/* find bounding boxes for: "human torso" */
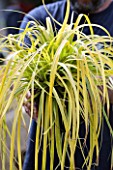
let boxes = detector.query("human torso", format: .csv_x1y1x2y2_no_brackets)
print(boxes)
20,0,113,36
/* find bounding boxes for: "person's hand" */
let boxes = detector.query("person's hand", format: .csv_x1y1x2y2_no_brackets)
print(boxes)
23,91,38,121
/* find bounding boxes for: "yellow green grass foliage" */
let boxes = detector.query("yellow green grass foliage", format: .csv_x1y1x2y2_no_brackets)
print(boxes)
0,0,113,169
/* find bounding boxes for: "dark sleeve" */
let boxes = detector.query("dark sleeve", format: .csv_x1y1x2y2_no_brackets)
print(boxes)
23,119,37,170
5,11,24,35
19,5,50,46
19,0,66,32
19,1,66,48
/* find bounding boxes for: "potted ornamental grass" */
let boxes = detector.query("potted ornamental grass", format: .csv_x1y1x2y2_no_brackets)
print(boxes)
0,0,113,169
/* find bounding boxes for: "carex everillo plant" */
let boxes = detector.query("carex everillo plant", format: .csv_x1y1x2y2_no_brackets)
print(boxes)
0,0,113,169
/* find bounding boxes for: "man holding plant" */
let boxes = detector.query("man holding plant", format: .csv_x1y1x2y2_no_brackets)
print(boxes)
22,0,113,169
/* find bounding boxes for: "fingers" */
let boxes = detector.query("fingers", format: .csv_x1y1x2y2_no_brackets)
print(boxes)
32,102,38,120
26,91,31,99
23,101,31,114
23,91,38,120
